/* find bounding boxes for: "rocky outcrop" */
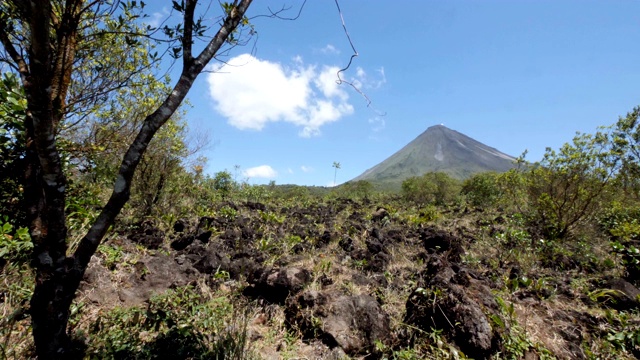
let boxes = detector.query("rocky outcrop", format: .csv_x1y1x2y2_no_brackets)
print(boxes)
286,290,391,356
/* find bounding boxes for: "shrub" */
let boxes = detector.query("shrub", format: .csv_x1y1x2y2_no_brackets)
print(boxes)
461,172,501,208
516,132,616,239
402,172,460,206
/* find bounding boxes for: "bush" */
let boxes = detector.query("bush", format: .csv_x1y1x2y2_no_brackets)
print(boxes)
461,172,501,208
401,172,460,206
600,204,640,282
516,132,616,239
86,286,250,359
338,180,374,200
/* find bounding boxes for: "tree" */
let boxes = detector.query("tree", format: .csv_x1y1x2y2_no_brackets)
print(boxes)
0,0,254,356
332,161,341,186
521,132,618,239
610,106,640,202
402,172,461,206
461,172,501,208
212,170,235,200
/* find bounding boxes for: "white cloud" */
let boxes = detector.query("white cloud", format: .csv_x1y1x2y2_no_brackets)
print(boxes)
301,165,314,173
146,7,170,29
287,168,294,174
369,116,386,132
243,165,277,179
206,54,354,137
314,66,347,99
320,44,340,55
354,66,387,90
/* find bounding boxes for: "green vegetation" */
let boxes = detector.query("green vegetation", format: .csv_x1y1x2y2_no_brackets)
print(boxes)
402,171,461,206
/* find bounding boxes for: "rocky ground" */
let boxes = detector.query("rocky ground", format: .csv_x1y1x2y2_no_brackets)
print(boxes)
3,197,640,359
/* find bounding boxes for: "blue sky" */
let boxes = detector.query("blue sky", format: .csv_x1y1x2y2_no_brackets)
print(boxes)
147,1,640,186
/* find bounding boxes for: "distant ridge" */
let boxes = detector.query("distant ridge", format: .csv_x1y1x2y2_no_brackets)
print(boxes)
351,124,516,188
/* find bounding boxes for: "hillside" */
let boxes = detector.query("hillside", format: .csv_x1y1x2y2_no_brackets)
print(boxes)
352,125,517,188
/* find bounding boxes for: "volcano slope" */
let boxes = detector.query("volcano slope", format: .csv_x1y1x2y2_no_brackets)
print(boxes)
353,124,517,190
2,195,639,359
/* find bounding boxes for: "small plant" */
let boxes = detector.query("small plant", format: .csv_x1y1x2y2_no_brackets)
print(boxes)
407,205,441,226
98,244,124,271
257,236,276,253
284,235,303,251
0,216,32,262
212,267,231,281
219,205,238,220
352,258,368,270
258,210,284,224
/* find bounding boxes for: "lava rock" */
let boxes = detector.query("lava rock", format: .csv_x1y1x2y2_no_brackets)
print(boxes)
286,291,391,356
245,267,311,304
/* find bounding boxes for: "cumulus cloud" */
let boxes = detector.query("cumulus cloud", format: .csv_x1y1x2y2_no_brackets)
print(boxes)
243,165,277,179
206,54,354,137
301,165,314,173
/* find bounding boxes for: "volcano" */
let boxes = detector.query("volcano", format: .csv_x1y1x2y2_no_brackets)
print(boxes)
352,124,516,187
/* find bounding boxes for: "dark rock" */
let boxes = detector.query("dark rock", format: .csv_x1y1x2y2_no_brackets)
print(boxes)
291,243,306,254
195,230,212,243
365,238,385,255
348,211,362,221
244,201,267,211
286,291,391,356
419,226,465,262
173,219,187,233
406,257,503,358
129,222,165,250
319,273,333,287
603,277,640,311
221,228,242,247
170,235,195,251
316,230,332,248
339,236,354,252
245,267,311,304
384,228,405,243
371,208,389,222
367,253,390,273
82,231,213,309
193,248,230,275
405,285,493,357
351,273,373,286
228,256,260,279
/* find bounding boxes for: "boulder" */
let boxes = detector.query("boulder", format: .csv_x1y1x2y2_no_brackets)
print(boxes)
129,221,165,249
286,290,391,356
244,267,311,304
603,277,640,311
371,208,389,222
404,255,502,358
